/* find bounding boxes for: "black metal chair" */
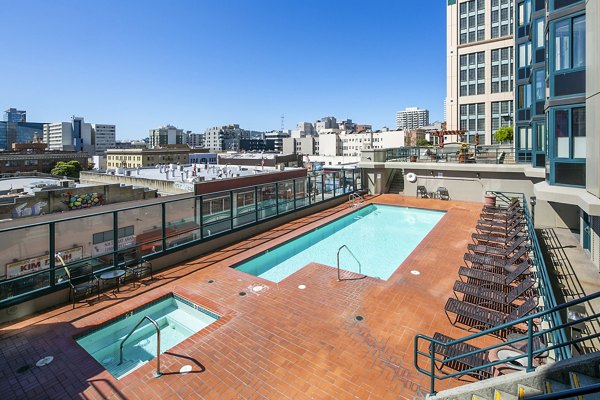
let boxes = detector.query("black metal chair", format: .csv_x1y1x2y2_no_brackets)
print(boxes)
122,250,153,287
63,265,100,309
437,187,450,200
416,185,429,198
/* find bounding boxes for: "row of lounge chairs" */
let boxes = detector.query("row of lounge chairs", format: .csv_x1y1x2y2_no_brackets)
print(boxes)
432,198,544,379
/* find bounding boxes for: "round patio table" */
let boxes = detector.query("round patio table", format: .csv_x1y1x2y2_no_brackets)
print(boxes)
99,269,126,294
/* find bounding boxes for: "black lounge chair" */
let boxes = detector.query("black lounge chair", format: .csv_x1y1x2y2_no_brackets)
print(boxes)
472,226,527,246
417,185,429,198
458,260,530,290
453,277,536,313
482,198,520,214
464,246,530,270
437,187,450,200
475,218,524,235
445,296,538,333
477,214,523,228
480,207,523,221
431,332,493,380
467,234,529,257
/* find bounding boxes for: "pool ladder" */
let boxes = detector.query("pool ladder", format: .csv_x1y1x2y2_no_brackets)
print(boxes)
119,315,162,377
349,193,363,208
337,245,362,281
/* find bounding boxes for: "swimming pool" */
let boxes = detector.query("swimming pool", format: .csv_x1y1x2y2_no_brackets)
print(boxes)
235,204,444,281
75,294,219,379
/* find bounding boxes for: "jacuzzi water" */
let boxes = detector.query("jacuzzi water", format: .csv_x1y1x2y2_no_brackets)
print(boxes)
235,204,444,282
75,294,219,379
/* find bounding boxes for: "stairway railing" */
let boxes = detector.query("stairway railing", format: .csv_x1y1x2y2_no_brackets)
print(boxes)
412,191,592,396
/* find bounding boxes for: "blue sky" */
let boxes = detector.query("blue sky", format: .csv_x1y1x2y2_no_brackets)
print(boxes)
2,1,446,139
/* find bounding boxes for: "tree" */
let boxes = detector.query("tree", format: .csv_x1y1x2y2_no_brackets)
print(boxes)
494,126,513,144
416,139,432,146
51,160,83,178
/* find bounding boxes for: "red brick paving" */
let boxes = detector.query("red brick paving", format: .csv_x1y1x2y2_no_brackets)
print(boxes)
0,195,496,399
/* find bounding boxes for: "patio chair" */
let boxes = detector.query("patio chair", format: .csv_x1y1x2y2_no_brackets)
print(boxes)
430,332,493,380
475,218,524,235
467,235,529,258
464,246,530,270
477,213,524,228
416,185,429,198
63,265,100,309
453,277,536,314
122,250,153,286
445,296,538,333
480,207,523,221
458,260,530,290
437,187,450,200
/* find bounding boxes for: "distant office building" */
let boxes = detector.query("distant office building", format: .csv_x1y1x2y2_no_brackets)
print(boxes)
148,125,186,147
204,124,245,152
315,117,337,133
283,136,319,156
106,145,192,169
0,145,89,174
4,108,26,123
264,130,290,153
92,124,116,155
43,116,96,154
186,132,204,148
291,122,315,138
395,107,429,130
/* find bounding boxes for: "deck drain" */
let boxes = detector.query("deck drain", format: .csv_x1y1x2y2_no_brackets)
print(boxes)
239,291,247,296
208,280,215,284
355,315,364,322
298,284,306,290
180,365,192,374
252,285,264,292
16,365,30,373
35,356,54,367
410,270,421,276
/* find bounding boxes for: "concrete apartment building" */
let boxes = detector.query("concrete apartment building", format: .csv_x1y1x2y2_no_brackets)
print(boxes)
446,0,515,145
91,124,116,155
106,145,192,169
204,125,244,152
148,125,186,147
395,107,430,130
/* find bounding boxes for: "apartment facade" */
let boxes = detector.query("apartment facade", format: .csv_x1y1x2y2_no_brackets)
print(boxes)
446,0,515,145
395,107,430,130
92,124,116,155
43,117,96,154
148,125,186,148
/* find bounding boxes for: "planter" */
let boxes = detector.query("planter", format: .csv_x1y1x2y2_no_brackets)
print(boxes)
484,194,497,207
410,155,417,162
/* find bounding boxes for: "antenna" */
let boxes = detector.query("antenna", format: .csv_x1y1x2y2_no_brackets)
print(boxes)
281,114,285,133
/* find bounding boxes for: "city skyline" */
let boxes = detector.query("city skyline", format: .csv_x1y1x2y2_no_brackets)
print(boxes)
1,0,446,139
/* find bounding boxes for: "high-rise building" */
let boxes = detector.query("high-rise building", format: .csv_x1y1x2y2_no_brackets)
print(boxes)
204,125,245,152
92,124,116,155
446,0,515,144
395,107,430,130
148,125,186,147
4,108,26,123
43,117,97,154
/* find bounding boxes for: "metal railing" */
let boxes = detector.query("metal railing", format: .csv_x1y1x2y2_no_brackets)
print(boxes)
337,244,362,281
412,191,584,396
385,145,518,164
0,170,360,307
119,315,162,377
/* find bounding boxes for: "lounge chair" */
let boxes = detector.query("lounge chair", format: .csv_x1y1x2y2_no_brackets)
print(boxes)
467,235,529,258
453,277,536,313
431,332,493,380
476,214,523,228
472,226,527,246
475,218,524,235
458,260,530,290
444,296,538,333
480,207,523,221
464,246,530,270
482,198,520,214
437,187,450,200
416,185,429,198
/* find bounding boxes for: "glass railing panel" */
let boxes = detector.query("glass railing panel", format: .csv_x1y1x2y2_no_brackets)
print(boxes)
233,188,256,228
278,180,295,213
257,183,277,220
117,204,163,257
165,197,199,249
201,191,232,237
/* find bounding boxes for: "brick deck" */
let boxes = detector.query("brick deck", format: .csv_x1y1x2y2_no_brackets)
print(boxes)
0,195,492,399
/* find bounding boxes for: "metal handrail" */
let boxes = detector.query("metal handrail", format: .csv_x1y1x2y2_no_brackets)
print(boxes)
412,190,585,395
119,315,162,377
337,244,362,281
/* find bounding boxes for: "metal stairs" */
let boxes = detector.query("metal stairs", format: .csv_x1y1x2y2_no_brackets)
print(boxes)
388,169,405,193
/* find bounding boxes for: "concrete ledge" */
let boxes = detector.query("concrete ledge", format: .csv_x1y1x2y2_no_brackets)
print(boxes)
534,181,600,216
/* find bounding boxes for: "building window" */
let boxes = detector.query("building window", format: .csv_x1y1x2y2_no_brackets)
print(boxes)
460,51,485,96
460,102,485,142
534,69,545,101
518,0,531,27
491,101,513,141
517,84,532,110
460,0,485,44
553,107,586,159
491,0,512,38
535,18,544,48
554,15,585,71
518,42,532,68
491,47,513,93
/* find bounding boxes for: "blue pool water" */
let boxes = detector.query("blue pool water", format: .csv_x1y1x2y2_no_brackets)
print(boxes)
235,204,444,282
76,294,219,379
